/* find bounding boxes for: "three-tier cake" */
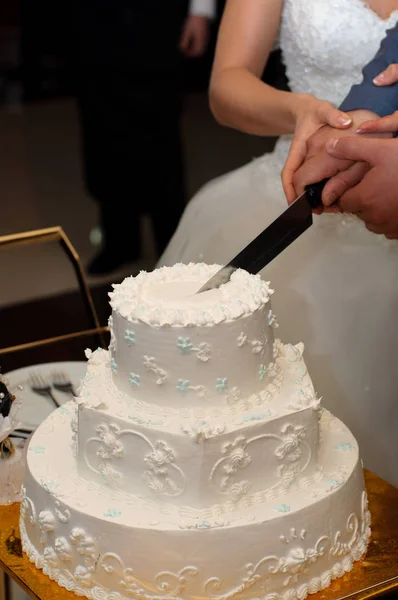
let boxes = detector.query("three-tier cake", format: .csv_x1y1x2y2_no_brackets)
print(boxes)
20,263,370,600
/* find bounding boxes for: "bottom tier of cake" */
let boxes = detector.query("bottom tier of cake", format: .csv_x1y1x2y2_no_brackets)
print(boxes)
21,404,370,600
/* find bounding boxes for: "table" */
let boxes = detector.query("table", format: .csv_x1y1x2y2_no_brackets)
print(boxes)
0,470,397,600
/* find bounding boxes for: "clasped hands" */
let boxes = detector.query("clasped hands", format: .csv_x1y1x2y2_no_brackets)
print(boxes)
283,64,398,239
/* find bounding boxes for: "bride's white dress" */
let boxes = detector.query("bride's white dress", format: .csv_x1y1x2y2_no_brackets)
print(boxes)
158,0,398,486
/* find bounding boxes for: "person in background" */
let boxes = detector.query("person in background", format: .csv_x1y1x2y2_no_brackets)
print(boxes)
71,0,215,276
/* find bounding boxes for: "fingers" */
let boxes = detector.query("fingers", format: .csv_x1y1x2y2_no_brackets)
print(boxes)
179,25,191,54
291,150,353,199
282,136,308,204
373,63,398,86
335,184,365,214
318,104,352,129
180,17,209,57
365,222,398,238
326,136,390,164
189,29,205,57
356,111,398,134
322,161,369,206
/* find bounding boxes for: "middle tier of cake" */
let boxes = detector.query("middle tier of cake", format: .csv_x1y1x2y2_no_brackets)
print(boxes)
76,341,320,512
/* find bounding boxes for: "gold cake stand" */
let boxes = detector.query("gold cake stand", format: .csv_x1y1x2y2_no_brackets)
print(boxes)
0,470,397,600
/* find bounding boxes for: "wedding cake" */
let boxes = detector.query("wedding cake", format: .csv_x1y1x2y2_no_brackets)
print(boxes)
20,263,370,600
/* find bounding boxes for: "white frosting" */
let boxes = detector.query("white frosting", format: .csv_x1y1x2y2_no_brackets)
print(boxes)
108,263,273,327
108,264,277,407
21,406,370,600
20,263,370,600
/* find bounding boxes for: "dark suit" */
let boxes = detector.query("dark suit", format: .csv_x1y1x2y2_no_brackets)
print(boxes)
71,0,190,257
340,22,398,116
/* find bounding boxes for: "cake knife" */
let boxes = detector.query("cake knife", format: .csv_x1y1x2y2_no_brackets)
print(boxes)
197,180,328,293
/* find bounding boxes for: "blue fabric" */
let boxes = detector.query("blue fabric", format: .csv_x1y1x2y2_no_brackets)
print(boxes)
340,23,398,117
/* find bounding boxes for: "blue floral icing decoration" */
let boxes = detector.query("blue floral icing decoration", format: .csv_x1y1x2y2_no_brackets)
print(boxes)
273,504,291,513
259,364,267,381
30,446,46,454
326,479,340,488
43,481,58,491
128,415,164,426
176,379,190,394
124,329,136,346
335,442,355,452
216,378,228,393
129,373,140,387
177,337,193,354
104,508,122,518
197,520,211,529
242,412,269,423
111,358,118,374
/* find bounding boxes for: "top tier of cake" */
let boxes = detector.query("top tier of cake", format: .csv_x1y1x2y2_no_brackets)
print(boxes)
108,263,278,409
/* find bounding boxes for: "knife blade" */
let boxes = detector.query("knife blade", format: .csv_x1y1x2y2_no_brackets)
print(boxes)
197,180,328,293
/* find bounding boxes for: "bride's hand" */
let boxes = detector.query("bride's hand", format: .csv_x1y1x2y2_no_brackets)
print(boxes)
282,94,352,204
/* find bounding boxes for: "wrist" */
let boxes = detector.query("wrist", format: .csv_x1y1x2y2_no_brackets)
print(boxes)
289,93,312,127
346,109,380,130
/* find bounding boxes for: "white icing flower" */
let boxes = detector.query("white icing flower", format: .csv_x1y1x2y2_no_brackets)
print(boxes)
282,547,320,574
74,565,93,587
226,387,241,405
144,441,175,475
99,464,123,485
96,424,122,449
38,510,56,533
54,537,72,561
196,342,211,362
230,480,251,503
43,546,59,568
222,437,251,476
251,340,264,354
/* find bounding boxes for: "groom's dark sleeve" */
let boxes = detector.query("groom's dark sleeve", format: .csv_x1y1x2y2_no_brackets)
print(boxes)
339,23,398,116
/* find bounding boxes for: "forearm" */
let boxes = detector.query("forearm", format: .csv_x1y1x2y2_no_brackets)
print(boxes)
209,67,298,136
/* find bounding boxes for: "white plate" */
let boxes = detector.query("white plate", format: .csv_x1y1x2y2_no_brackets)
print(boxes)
4,361,86,430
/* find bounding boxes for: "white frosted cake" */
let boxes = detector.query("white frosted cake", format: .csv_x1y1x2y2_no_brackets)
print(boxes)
20,263,370,600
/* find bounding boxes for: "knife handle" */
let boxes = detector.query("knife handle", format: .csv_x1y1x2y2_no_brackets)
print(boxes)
305,178,330,209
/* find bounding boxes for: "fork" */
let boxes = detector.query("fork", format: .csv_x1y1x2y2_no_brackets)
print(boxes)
51,371,77,398
29,373,60,408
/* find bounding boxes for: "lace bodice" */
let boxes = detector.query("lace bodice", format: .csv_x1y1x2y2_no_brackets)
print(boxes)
281,0,398,105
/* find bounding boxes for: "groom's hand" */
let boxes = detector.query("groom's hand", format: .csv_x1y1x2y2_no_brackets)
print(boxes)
325,136,398,238
288,109,381,211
